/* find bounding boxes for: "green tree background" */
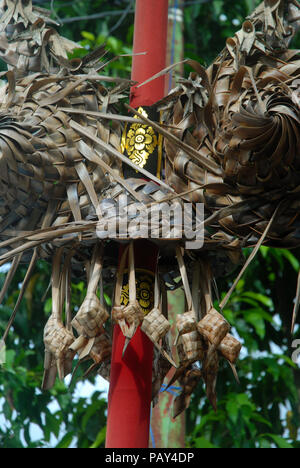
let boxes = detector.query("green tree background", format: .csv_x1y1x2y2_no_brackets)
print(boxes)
0,0,299,448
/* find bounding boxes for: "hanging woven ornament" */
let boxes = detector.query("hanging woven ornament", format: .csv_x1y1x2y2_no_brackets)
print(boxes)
198,260,242,383
145,274,177,404
165,249,207,416
141,268,175,367
197,308,230,353
78,332,112,380
97,359,111,383
196,260,242,375
70,243,109,360
195,264,221,409
175,246,205,365
111,245,129,339
0,0,298,424
42,248,75,390
112,242,144,354
218,333,242,365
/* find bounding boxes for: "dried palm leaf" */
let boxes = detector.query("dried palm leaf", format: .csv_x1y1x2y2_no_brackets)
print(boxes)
201,347,219,411
97,359,111,382
0,0,79,75
111,243,145,356
42,248,75,389
70,243,111,368
140,271,175,367
71,244,109,340
151,336,173,405
175,311,197,339
172,366,202,418
171,248,242,411
218,333,242,364
160,1,300,256
178,331,206,364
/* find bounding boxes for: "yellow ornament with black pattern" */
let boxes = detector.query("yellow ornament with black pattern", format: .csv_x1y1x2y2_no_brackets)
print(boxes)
121,106,163,179
120,269,155,316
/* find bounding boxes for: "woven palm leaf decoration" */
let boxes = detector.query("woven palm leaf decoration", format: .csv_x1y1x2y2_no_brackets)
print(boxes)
0,0,80,75
161,0,300,250
0,0,299,418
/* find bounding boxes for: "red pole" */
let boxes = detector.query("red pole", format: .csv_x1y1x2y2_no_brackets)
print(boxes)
105,0,168,448
130,0,169,108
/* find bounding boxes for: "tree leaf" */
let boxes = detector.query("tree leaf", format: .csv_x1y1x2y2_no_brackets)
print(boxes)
194,437,217,448
244,310,266,339
81,31,95,42
277,249,299,272
241,292,273,309
89,426,106,448
263,434,294,449
55,432,75,448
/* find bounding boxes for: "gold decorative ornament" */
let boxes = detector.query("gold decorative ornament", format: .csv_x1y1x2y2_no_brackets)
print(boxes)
121,107,158,170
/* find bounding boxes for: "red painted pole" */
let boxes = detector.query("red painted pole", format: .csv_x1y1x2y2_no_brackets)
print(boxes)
105,0,168,448
130,0,169,108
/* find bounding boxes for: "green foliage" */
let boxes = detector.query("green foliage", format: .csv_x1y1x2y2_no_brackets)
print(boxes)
186,247,300,449
43,0,135,78
184,0,300,66
184,0,255,65
75,30,133,77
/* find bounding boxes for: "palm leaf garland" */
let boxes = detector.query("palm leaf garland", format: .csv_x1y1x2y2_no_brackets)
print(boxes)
0,0,299,416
